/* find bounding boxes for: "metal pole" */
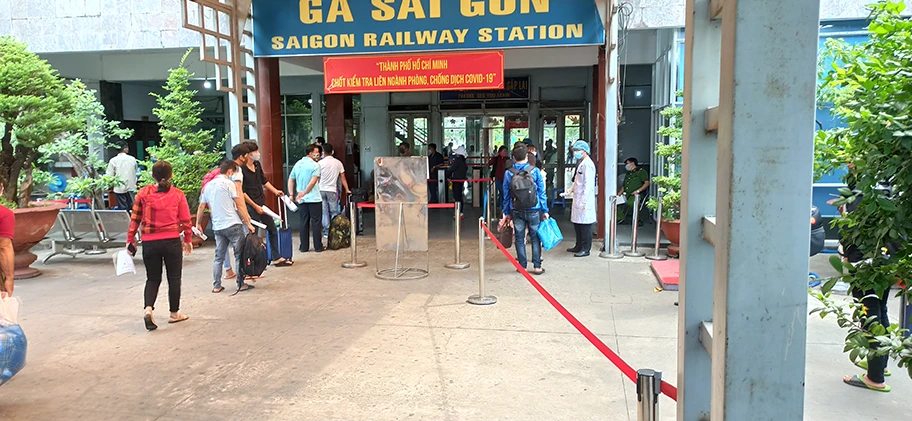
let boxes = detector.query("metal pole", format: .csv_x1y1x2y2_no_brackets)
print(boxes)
625,193,646,257
901,292,911,338
446,202,470,270
600,195,624,259
636,369,661,421
342,202,367,268
468,217,497,305
646,193,668,261
486,180,495,228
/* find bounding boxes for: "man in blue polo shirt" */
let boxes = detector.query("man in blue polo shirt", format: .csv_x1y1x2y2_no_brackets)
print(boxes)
289,144,324,253
502,143,550,275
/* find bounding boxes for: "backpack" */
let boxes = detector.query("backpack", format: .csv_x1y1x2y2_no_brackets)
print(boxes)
328,214,352,250
201,168,220,193
508,167,538,210
239,233,268,278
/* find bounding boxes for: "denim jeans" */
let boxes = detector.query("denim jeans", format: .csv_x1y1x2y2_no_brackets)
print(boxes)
494,179,504,210
213,224,246,290
512,209,542,269
321,191,340,237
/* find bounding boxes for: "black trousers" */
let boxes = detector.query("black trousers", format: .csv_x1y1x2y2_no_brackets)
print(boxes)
851,288,890,383
428,181,439,203
115,192,134,211
248,205,279,261
142,238,182,313
573,223,593,253
298,202,323,252
452,182,465,212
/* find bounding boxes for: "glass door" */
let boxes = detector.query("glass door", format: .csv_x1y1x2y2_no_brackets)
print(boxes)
391,114,430,156
540,112,585,199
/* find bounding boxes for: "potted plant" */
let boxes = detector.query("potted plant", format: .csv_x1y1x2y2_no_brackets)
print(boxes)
36,80,134,209
0,37,81,279
647,100,683,257
811,1,912,379
140,50,224,246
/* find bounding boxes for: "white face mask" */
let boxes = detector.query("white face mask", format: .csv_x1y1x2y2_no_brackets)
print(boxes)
251,153,261,162
626,164,635,171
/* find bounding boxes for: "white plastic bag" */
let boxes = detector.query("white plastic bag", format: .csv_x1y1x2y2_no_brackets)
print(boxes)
114,250,136,276
0,296,20,326
281,195,299,213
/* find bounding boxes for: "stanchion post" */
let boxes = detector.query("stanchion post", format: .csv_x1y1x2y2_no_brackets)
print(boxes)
636,369,661,421
625,193,646,257
486,180,495,229
446,202,470,270
600,196,624,259
468,218,497,305
342,203,367,268
901,292,911,338
645,192,668,261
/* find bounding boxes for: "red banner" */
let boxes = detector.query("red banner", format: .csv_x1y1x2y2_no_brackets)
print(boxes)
324,51,504,94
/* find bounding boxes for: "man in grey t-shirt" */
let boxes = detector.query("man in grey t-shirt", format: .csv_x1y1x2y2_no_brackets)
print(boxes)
197,160,254,293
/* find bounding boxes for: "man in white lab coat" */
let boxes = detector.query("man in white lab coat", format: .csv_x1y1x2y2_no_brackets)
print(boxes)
563,140,597,257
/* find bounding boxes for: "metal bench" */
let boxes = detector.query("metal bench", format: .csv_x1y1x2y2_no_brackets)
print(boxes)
43,209,132,263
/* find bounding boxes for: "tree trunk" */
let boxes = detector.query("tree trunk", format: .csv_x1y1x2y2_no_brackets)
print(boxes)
0,125,16,204
16,149,37,208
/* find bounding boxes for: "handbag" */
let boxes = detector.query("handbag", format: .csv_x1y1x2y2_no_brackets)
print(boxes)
494,218,514,249
539,218,563,251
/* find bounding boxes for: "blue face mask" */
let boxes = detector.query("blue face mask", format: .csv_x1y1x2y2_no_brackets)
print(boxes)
573,151,584,160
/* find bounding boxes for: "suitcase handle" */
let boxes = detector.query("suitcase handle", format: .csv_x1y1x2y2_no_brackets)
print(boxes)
278,195,288,230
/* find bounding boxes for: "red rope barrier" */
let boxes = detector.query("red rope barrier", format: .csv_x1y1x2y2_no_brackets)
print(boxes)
480,221,679,402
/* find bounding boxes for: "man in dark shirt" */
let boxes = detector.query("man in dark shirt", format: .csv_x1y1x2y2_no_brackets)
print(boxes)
241,142,291,267
427,143,446,203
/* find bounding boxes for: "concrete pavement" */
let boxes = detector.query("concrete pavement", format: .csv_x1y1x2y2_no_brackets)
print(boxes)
0,237,909,420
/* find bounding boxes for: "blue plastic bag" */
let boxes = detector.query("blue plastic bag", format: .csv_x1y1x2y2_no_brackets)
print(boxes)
0,324,27,386
539,218,563,251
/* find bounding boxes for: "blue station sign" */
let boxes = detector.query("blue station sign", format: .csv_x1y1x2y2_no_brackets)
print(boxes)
253,0,606,57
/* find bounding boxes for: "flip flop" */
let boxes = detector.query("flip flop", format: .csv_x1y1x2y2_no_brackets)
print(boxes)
530,268,546,275
212,287,225,293
274,260,294,267
854,360,892,376
843,374,891,393
224,272,237,280
168,314,189,324
143,312,157,331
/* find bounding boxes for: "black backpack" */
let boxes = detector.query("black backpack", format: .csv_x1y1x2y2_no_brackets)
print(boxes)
508,167,538,210
239,233,268,278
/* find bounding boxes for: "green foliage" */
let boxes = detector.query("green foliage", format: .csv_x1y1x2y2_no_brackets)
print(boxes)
0,36,80,208
36,80,133,208
814,0,912,378
140,49,224,210
646,98,683,221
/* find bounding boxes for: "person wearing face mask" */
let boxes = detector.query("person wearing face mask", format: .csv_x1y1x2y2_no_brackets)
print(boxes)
487,145,509,209
240,142,292,267
563,140,597,257
427,143,446,203
289,144,324,253
399,142,411,157
618,157,651,226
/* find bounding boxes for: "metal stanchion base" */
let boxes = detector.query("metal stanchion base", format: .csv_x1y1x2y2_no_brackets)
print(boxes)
624,250,647,258
645,254,668,261
342,261,368,268
599,251,625,259
467,295,497,305
445,263,471,270
375,267,429,280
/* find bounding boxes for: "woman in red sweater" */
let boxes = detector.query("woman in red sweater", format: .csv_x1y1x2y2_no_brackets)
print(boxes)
127,161,193,331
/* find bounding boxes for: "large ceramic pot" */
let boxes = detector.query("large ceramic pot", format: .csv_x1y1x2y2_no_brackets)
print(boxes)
11,202,66,279
661,219,681,258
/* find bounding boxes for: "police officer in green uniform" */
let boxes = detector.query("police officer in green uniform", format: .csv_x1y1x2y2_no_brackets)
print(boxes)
617,157,650,226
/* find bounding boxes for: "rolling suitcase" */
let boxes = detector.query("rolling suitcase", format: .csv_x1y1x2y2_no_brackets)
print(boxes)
267,197,295,261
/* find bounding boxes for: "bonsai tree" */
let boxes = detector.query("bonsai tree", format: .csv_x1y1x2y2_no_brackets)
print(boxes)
140,50,223,209
811,0,912,378
647,97,683,221
0,37,79,208
36,80,134,209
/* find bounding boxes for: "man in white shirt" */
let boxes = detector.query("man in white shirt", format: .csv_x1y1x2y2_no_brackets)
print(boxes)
106,142,138,211
197,160,254,294
318,143,351,237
